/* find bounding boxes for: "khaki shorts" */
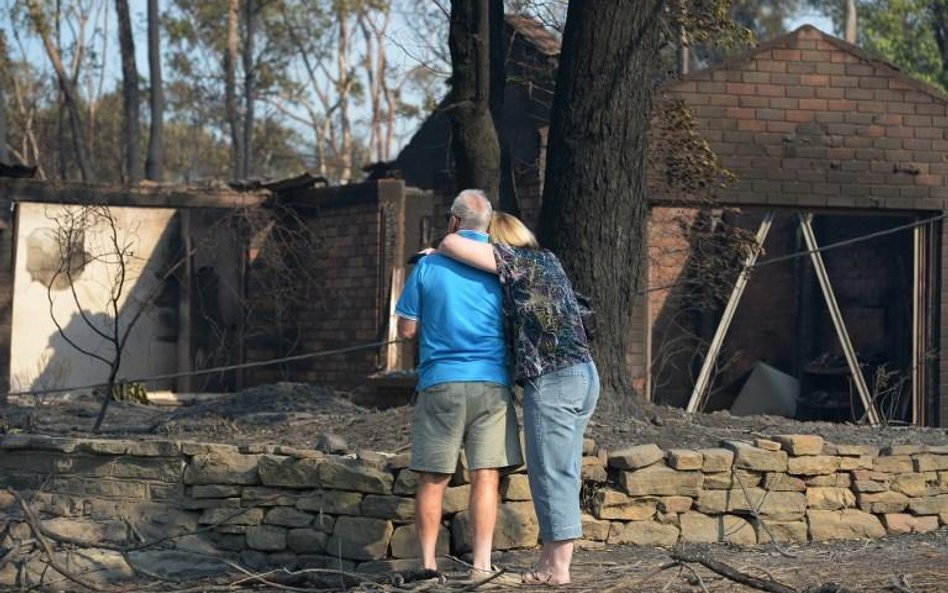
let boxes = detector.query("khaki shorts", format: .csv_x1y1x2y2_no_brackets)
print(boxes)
410,382,523,474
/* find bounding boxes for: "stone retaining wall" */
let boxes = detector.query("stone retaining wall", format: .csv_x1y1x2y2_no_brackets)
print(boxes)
1,434,946,576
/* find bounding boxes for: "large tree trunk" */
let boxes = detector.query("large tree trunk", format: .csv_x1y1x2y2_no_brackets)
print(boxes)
538,2,664,401
115,0,140,183
932,1,948,80
27,0,93,181
489,1,518,215
0,32,9,164
337,11,353,182
242,0,255,178
448,0,500,203
145,0,163,180
225,0,243,180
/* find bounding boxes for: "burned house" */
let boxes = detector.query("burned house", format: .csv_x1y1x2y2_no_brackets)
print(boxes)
396,22,948,427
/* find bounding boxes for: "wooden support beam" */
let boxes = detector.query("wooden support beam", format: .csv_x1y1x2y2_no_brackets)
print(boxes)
798,213,882,426
686,211,775,413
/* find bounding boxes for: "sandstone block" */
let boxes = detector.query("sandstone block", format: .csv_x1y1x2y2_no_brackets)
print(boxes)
772,435,824,456
318,458,393,494
667,450,703,470
264,507,313,528
582,438,597,456
110,458,185,482
258,456,322,488
659,496,693,513
914,454,948,472
443,485,471,514
326,517,393,560
754,439,782,452
891,474,931,497
852,480,887,493
857,491,909,513
393,470,418,495
882,513,940,534
287,528,328,554
591,489,657,521
246,525,287,552
723,441,788,472
699,448,734,473
501,474,531,501
390,524,448,559
679,513,756,545
702,488,806,520
199,507,264,526
754,519,808,544
873,456,913,474
296,490,362,515
184,451,260,485
619,467,702,497
361,495,415,520
85,479,148,499
126,440,182,457
787,456,841,476
806,487,856,510
762,473,805,492
239,487,297,506
839,456,873,471
607,520,679,547
882,445,928,456
608,444,665,470
192,485,241,498
581,514,611,541
451,502,539,552
804,473,850,488
906,495,948,515
807,509,885,541
582,463,608,483
703,470,760,490
835,444,879,457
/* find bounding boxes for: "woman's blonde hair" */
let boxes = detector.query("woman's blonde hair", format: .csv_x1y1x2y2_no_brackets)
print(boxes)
488,211,540,249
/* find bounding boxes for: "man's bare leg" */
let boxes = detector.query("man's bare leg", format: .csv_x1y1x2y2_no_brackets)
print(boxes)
468,469,500,571
415,472,451,570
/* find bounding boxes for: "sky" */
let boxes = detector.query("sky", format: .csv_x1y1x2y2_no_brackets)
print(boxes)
1,2,839,162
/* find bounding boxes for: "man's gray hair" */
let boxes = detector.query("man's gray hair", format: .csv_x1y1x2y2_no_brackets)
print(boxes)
451,189,492,231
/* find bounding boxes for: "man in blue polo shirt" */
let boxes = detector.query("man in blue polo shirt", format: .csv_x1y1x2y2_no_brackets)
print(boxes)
396,189,522,576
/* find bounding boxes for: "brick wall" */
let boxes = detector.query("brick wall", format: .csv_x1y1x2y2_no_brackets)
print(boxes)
243,185,387,388
648,26,948,420
661,26,948,211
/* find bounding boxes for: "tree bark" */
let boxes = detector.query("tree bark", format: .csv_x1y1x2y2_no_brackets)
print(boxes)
242,0,255,178
538,1,664,400
931,1,948,80
845,0,857,43
448,0,500,203
115,0,140,183
145,0,164,180
27,0,93,181
337,11,352,182
0,32,9,164
225,0,243,180
489,1,518,215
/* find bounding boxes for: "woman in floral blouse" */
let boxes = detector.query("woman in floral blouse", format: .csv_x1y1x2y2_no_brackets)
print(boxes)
438,212,600,586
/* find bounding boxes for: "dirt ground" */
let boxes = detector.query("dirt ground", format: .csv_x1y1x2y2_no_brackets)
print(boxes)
2,381,946,454
2,382,947,593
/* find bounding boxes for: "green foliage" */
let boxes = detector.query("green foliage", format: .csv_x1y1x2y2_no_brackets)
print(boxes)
812,0,948,93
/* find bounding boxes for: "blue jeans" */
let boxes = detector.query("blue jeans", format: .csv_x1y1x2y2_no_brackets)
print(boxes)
523,361,600,542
